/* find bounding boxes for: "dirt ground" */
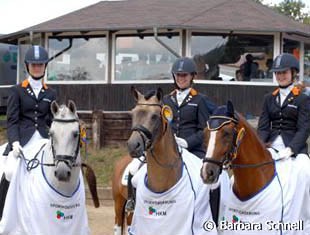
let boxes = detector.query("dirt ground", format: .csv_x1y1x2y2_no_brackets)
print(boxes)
87,203,115,235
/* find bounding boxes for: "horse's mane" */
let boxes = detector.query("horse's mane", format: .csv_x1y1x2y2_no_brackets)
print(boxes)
236,112,266,150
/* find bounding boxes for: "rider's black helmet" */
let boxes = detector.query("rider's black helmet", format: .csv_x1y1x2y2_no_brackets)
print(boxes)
24,45,49,64
171,57,197,74
270,53,299,73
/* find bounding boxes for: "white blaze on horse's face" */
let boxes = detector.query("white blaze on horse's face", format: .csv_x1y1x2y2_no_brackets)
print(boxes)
201,122,236,184
201,131,221,184
205,131,217,160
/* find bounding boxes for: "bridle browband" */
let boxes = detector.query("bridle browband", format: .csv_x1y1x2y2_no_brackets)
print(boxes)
50,118,81,168
131,102,181,168
19,117,81,171
203,115,274,173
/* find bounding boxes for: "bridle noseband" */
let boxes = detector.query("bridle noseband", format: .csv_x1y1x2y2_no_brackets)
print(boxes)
203,115,274,172
130,102,181,168
131,103,163,152
51,118,81,168
202,116,240,173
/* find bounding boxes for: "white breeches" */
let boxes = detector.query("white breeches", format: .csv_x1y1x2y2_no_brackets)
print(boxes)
128,156,145,175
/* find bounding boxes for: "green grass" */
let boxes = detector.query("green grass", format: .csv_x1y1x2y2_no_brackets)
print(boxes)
0,127,6,145
81,145,128,187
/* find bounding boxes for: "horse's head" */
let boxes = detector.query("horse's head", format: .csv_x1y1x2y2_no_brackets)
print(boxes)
201,101,245,184
221,35,243,64
127,87,172,158
50,100,81,182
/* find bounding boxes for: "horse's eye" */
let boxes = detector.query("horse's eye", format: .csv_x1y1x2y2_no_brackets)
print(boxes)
73,131,79,138
49,131,54,137
223,130,231,138
151,114,159,121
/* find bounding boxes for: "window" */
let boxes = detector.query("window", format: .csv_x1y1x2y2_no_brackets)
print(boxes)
0,44,17,85
114,33,180,81
48,36,107,82
304,43,310,82
283,38,300,59
191,33,274,82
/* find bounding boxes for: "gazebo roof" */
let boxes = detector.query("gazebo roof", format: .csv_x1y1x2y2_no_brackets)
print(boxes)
1,0,309,43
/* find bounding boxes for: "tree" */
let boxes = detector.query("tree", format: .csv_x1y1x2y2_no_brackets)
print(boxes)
272,0,310,24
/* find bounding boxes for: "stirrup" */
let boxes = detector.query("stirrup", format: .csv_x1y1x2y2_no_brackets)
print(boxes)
125,199,135,212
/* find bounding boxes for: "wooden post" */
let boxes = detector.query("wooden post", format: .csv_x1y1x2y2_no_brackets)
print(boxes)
92,110,103,150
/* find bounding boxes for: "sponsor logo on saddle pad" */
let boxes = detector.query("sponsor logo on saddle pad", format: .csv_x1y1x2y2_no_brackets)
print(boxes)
56,210,73,220
148,206,167,216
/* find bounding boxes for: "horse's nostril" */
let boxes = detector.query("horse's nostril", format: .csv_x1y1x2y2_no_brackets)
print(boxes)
68,171,71,178
54,171,57,177
207,169,214,177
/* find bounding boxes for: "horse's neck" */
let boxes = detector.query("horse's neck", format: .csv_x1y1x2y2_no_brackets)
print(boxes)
146,128,182,193
232,122,275,200
43,142,81,196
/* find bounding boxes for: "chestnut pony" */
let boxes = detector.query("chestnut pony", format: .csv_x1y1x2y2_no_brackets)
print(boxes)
201,101,310,234
111,155,133,235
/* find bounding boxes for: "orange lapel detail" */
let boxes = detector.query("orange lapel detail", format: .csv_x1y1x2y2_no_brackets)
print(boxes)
272,88,279,96
291,86,300,96
21,79,29,88
190,88,198,96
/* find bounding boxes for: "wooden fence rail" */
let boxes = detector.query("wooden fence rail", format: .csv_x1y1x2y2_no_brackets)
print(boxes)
78,111,131,149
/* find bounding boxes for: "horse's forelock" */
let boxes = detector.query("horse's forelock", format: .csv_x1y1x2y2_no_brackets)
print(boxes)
55,105,77,119
144,90,157,100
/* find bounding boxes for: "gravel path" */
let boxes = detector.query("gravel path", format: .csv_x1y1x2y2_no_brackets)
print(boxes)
87,204,115,235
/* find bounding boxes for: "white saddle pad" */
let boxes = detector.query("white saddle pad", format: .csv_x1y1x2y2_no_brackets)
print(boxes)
121,164,131,186
0,142,90,235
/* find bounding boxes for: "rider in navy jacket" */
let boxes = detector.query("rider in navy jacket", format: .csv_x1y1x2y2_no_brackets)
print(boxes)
163,57,216,159
258,53,310,157
125,57,218,219
163,88,215,159
4,45,56,155
6,80,56,147
0,45,56,220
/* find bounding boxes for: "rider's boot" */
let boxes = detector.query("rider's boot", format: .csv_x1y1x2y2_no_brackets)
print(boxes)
209,186,221,226
125,173,136,212
0,173,10,220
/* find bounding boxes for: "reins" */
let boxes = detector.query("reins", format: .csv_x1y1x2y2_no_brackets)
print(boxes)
19,117,82,171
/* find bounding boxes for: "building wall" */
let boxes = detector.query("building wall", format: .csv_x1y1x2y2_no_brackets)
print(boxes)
52,83,275,116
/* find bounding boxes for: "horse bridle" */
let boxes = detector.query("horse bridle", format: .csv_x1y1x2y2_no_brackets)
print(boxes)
202,116,240,173
19,118,81,171
202,116,274,173
50,118,81,168
131,103,181,168
131,103,162,150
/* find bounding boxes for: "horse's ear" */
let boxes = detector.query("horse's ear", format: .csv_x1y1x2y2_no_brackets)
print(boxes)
227,100,234,117
67,100,77,114
51,101,59,116
156,87,163,102
131,86,143,102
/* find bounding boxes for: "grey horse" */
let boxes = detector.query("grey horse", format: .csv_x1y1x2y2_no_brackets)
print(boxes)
0,100,98,235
